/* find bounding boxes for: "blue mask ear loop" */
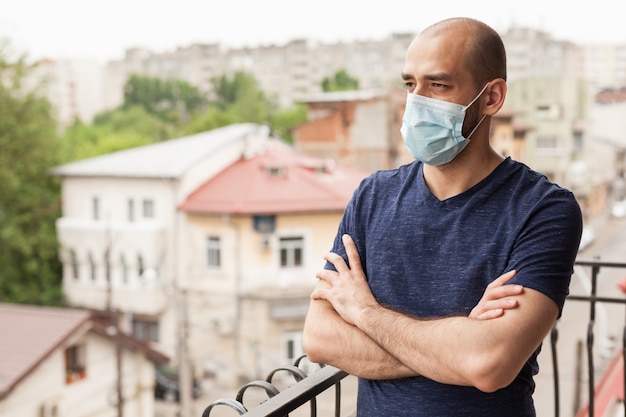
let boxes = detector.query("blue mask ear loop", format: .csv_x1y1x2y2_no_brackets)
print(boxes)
463,82,490,140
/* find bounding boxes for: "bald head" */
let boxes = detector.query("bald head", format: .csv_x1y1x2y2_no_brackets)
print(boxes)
416,17,507,87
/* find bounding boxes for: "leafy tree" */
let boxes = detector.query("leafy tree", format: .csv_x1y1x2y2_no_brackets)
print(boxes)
321,69,360,92
268,104,308,142
210,71,267,110
183,107,238,135
61,106,172,162
186,71,306,142
123,74,207,124
0,50,64,305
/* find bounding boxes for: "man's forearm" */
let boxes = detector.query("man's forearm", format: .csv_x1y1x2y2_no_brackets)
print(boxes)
354,289,557,392
357,304,478,386
303,299,418,379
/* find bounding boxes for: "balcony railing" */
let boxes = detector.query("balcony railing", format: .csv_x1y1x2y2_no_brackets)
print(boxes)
201,357,350,417
201,259,626,417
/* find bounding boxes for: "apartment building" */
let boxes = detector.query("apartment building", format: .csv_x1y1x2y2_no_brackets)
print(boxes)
103,33,414,110
177,139,367,384
52,124,267,362
52,123,368,389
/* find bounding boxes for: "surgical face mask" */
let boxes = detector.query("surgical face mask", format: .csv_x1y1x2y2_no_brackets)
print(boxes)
400,83,489,166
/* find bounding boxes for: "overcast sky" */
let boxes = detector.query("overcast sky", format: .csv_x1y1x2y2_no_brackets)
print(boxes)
1,0,624,63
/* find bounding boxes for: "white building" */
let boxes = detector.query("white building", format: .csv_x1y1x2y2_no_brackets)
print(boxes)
28,58,106,128
52,124,268,360
52,123,368,391
0,303,167,417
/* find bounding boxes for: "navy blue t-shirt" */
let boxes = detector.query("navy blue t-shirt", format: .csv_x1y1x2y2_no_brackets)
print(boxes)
326,158,582,417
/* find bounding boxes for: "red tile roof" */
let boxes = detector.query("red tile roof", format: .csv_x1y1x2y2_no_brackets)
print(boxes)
179,141,369,214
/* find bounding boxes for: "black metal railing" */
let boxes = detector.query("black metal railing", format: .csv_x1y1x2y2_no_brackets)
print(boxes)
201,356,349,417
551,259,626,417
202,259,626,417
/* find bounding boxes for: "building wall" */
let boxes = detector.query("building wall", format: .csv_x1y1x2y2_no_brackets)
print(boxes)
503,76,592,189
27,59,106,128
294,91,410,172
181,210,344,386
0,331,156,417
56,128,264,359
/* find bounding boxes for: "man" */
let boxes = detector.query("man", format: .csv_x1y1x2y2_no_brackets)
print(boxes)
302,17,582,416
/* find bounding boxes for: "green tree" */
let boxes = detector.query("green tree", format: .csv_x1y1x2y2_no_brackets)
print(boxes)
0,51,64,305
321,69,360,92
210,71,267,110
186,71,306,142
123,74,207,124
61,106,171,162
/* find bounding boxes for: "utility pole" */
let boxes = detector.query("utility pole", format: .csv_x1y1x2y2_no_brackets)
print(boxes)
178,288,192,417
105,226,124,417
173,202,192,417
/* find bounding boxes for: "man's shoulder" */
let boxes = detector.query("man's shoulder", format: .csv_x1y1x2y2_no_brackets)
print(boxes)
362,161,421,185
504,158,576,198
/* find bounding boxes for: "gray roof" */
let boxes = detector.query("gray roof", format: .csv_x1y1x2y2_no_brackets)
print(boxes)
0,303,169,400
0,303,90,399
51,123,266,179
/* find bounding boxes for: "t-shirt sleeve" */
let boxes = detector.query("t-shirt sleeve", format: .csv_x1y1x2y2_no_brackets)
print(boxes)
507,188,583,316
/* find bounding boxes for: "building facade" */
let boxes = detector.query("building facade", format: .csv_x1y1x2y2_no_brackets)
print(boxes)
53,123,368,389
53,124,268,360
0,303,167,417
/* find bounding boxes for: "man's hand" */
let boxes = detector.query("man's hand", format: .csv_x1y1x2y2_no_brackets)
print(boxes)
469,270,523,319
311,234,376,325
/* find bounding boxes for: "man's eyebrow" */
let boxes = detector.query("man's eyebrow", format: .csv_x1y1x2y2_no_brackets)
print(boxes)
401,72,454,82
425,73,453,82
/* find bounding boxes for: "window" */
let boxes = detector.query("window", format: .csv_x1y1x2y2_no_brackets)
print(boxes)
283,330,304,363
88,253,96,281
137,255,144,277
120,255,128,284
92,197,100,220
536,135,558,151
534,103,561,120
573,131,584,152
38,402,59,417
142,199,155,218
70,250,79,280
279,236,304,268
65,344,86,384
132,319,159,343
127,199,135,222
207,236,221,269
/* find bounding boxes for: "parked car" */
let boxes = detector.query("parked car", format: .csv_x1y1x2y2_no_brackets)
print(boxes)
154,364,203,402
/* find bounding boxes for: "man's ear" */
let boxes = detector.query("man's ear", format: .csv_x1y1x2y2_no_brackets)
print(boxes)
484,78,507,116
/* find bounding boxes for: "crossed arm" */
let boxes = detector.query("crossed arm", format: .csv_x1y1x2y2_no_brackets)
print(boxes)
302,234,558,393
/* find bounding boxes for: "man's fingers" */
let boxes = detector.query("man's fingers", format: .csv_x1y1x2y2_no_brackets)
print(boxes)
486,284,524,300
476,309,504,320
324,251,349,273
488,270,517,288
342,234,365,275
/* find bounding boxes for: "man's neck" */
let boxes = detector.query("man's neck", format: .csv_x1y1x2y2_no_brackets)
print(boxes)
423,149,505,201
